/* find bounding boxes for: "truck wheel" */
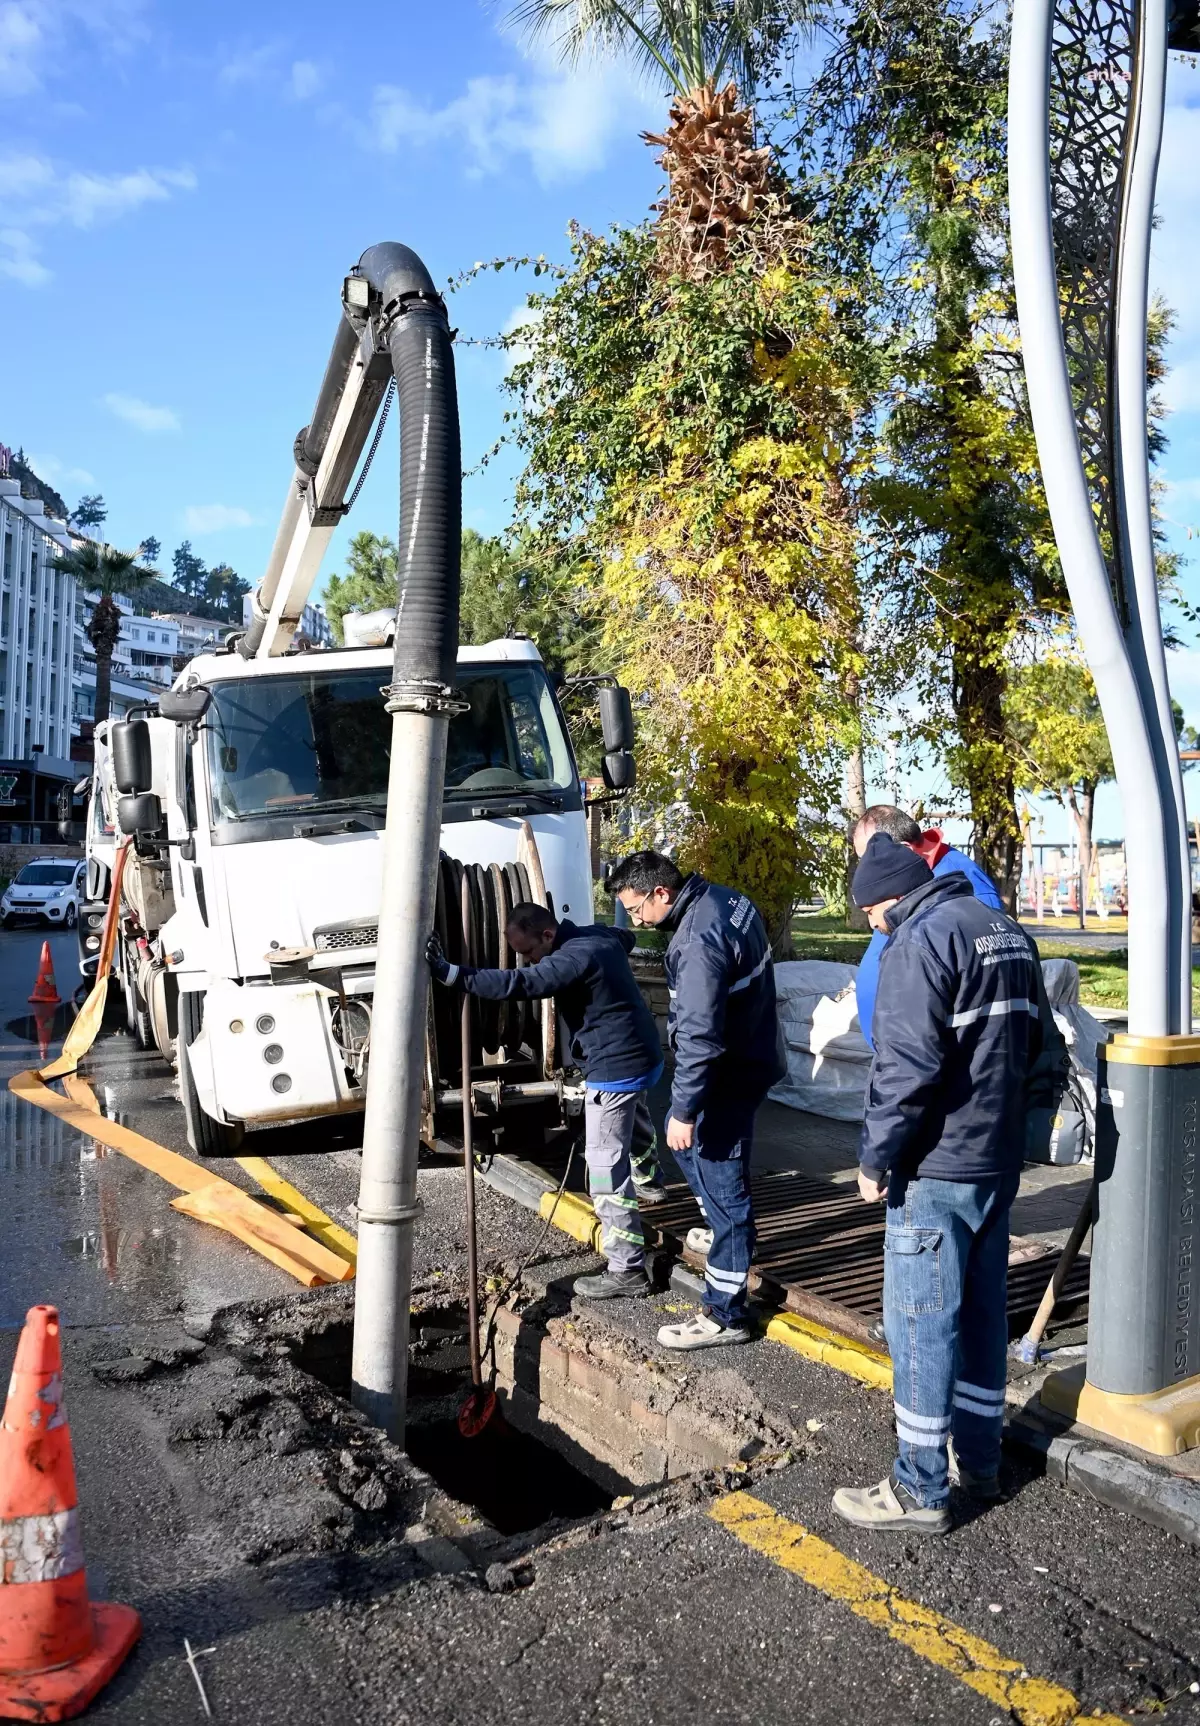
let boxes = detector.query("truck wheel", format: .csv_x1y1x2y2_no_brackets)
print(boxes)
178,989,245,1159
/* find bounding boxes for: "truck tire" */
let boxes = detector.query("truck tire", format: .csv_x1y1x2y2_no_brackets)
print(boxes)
178,989,245,1159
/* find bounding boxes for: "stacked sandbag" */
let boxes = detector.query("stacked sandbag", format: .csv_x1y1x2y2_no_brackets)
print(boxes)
768,960,872,1121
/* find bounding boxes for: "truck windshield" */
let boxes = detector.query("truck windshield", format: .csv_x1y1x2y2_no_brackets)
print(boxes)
205,663,576,824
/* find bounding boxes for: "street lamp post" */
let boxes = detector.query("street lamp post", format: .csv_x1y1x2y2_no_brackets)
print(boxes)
1010,0,1200,1452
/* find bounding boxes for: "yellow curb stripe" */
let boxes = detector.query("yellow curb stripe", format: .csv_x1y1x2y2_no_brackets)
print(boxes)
765,1311,893,1393
236,1156,359,1265
539,1188,602,1250
709,1493,1127,1726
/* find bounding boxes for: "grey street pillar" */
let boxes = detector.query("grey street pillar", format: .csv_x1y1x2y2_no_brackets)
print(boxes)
1009,0,1200,1451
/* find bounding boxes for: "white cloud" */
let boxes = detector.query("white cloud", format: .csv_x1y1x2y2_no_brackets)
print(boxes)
0,225,49,284
218,41,277,87
104,393,181,434
0,152,195,285
0,1,146,100
368,60,658,185
182,504,256,533
290,59,321,100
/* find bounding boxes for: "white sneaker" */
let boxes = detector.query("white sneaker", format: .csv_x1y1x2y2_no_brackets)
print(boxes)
657,1312,750,1350
685,1226,714,1255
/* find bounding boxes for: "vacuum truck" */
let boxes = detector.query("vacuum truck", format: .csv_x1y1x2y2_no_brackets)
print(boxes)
79,245,635,1157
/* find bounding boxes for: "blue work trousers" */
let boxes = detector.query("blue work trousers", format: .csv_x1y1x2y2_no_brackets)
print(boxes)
672,1095,758,1327
883,1170,1020,1508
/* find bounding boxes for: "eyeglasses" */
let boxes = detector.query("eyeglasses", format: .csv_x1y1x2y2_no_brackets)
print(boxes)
625,889,656,924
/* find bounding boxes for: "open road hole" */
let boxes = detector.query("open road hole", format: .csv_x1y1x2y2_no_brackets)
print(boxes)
290,1306,622,1536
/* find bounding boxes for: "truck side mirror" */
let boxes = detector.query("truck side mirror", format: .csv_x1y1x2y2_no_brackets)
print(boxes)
599,685,635,754
118,792,163,837
112,719,153,794
159,686,212,723
601,750,636,792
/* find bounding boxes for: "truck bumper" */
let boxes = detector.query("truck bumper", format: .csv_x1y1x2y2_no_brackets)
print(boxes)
190,978,363,1126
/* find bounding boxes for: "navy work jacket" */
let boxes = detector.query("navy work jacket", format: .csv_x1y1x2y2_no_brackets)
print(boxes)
860,873,1052,1183
459,920,662,1086
662,875,786,1123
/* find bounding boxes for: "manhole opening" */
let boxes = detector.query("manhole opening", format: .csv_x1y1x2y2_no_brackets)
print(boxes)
290,1307,617,1536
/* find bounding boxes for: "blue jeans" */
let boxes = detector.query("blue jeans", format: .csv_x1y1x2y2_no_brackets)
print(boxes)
883,1171,1019,1508
672,1095,757,1327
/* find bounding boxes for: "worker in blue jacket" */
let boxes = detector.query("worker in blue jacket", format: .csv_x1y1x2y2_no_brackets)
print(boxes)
832,834,1051,1537
427,903,666,1301
609,850,786,1351
852,805,1004,1049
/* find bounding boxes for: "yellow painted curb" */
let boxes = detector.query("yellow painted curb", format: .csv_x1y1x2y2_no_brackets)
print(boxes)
237,1155,358,1265
766,1311,892,1393
710,1493,1126,1726
539,1187,601,1251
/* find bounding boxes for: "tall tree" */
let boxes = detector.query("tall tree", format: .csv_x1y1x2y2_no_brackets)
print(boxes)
1007,653,1113,917
70,494,108,532
795,0,1061,902
138,536,161,566
171,541,207,603
53,542,154,726
507,0,809,280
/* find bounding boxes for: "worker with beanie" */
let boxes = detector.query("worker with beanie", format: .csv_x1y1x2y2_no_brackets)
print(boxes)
832,832,1053,1536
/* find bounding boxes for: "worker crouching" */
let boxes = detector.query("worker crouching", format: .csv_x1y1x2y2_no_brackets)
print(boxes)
427,903,666,1298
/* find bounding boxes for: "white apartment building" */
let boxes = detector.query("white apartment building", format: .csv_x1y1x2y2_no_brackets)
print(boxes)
0,476,75,758
72,599,181,728
153,611,227,665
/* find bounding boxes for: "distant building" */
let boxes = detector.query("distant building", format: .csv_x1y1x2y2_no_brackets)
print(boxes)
153,611,227,665
72,596,181,728
0,474,75,758
242,593,334,648
0,469,77,839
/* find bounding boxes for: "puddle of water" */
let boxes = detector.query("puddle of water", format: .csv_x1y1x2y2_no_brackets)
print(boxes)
5,1003,77,1044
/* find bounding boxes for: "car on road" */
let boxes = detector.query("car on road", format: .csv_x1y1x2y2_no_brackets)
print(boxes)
0,857,86,930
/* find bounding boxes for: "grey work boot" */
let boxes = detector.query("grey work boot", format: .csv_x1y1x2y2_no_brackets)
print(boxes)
633,1177,668,1205
948,1439,1001,1500
832,1475,951,1537
573,1268,651,1300
657,1311,750,1350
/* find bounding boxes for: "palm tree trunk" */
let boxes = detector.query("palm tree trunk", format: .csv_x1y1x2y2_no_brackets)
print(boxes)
94,648,113,728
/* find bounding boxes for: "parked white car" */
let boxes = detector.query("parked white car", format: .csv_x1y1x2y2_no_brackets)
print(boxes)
1,858,86,930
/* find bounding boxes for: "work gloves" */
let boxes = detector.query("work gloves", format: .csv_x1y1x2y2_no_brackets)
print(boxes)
426,932,461,987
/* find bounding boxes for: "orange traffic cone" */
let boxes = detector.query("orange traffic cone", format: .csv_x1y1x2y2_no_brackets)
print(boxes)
0,1306,140,1721
28,942,60,1007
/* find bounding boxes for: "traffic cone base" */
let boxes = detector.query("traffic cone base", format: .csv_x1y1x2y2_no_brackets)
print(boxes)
0,1308,141,1720
0,1602,141,1723
28,943,60,1007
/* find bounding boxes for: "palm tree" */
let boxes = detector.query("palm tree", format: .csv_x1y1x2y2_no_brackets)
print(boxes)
506,0,809,275
54,541,155,727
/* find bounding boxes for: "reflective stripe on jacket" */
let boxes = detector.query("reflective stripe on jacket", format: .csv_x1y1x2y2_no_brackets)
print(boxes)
861,873,1049,1182
663,875,786,1122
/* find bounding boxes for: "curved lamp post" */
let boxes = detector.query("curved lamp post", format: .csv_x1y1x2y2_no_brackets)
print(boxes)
1010,0,1200,1451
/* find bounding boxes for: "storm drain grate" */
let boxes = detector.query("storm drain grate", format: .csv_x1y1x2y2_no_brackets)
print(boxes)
644,1170,1090,1343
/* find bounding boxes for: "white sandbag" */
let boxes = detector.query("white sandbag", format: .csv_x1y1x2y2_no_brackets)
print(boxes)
769,960,871,1120
1039,958,1106,1141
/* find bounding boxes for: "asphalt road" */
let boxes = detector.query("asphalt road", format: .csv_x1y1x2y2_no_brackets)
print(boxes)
2,927,1200,1725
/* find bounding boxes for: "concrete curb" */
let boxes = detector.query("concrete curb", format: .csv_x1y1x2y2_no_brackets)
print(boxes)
1004,1416,1200,1546
485,1152,1200,1548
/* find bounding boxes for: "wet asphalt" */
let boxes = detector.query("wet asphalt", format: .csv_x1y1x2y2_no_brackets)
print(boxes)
2,927,1200,1725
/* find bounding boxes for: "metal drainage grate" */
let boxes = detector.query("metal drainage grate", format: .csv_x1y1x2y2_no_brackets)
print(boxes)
313,921,379,953
644,1170,1090,1344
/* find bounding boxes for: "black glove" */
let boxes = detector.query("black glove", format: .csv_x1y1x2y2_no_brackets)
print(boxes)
426,932,460,987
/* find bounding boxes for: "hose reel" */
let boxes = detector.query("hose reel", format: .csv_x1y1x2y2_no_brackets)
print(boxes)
429,853,554,1088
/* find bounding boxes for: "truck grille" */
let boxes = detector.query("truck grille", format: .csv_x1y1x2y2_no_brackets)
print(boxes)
313,920,379,953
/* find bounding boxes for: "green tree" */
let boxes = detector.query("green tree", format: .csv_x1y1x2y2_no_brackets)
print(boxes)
323,531,397,638
1007,653,1113,917
53,542,154,726
70,493,107,532
795,0,1060,904
138,535,161,566
171,541,207,603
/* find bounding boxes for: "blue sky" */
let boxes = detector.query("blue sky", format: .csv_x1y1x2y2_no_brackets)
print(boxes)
2,0,1198,845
